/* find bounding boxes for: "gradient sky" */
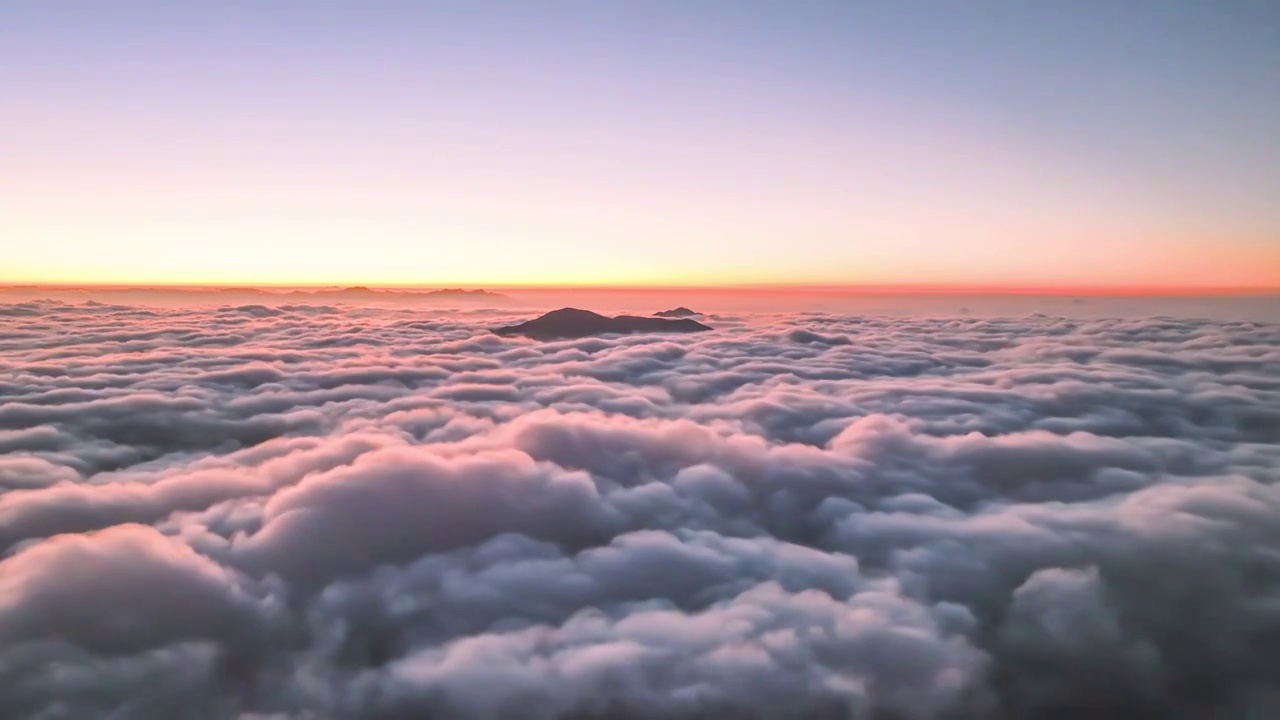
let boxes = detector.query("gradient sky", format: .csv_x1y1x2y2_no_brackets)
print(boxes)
3,1,1279,289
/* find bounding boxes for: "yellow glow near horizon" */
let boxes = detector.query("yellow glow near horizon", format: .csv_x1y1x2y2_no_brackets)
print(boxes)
6,210,1279,292
6,244,1280,292
6,134,1280,293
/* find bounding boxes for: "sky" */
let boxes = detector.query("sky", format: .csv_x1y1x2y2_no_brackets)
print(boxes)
3,0,1279,291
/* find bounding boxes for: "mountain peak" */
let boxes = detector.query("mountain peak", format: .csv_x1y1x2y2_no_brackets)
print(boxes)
493,308,712,340
654,306,699,318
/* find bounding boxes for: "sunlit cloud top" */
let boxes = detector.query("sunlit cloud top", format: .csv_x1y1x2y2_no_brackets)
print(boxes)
3,1,1278,290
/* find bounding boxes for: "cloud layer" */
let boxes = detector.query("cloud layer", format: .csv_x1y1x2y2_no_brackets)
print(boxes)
2,299,1279,719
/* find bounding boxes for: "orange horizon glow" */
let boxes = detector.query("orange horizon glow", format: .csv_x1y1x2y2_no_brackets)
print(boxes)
6,279,1279,297
6,219,1278,293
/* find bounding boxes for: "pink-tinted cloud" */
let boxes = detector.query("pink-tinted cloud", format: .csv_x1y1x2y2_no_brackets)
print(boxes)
0,297,1278,717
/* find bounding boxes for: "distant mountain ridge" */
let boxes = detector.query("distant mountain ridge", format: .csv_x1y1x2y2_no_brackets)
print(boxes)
493,308,713,340
299,287,505,300
654,306,700,318
0,286,510,303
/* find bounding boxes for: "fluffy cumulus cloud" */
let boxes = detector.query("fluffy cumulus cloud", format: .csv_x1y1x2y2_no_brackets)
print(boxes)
1,298,1280,719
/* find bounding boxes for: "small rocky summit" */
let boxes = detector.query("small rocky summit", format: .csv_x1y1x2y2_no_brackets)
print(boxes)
653,306,700,318
493,308,712,340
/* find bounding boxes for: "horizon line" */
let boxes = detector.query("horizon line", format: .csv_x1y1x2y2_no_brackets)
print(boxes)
4,281,1280,297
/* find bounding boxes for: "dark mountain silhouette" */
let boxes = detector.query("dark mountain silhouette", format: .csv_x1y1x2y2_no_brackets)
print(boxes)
654,306,699,318
493,308,712,340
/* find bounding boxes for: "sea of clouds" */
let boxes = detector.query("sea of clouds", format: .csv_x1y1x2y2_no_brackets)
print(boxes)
1,298,1279,719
